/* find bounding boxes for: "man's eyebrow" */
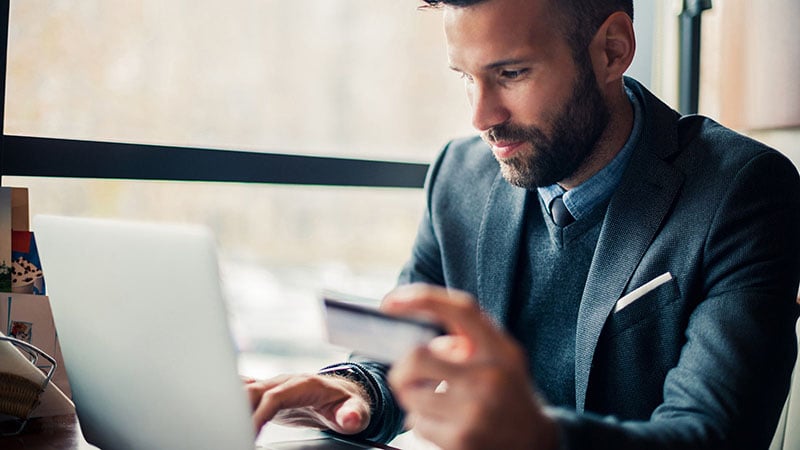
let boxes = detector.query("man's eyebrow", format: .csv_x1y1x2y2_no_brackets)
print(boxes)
448,58,530,73
484,58,529,69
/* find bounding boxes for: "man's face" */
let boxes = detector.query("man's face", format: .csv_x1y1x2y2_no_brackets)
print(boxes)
444,0,610,188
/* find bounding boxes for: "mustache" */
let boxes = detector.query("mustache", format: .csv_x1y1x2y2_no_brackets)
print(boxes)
482,123,549,146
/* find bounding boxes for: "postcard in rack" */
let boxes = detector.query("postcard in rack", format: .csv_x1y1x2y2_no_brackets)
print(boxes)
0,187,30,294
11,231,45,295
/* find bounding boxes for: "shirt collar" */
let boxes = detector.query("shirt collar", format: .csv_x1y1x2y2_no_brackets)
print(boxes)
539,86,643,220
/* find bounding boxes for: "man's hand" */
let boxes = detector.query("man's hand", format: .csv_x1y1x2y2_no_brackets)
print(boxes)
245,373,371,435
382,284,559,450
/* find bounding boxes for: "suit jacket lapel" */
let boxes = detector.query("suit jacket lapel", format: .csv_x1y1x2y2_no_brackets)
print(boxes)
574,83,685,411
476,171,528,326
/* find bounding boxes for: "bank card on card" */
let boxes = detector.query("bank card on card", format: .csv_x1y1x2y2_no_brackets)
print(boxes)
322,290,446,364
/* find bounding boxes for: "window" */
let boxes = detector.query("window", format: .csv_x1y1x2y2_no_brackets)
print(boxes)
4,1,474,374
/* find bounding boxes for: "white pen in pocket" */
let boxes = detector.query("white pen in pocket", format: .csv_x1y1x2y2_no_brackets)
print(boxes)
614,272,673,313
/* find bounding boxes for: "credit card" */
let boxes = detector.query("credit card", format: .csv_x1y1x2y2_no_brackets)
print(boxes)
322,290,446,364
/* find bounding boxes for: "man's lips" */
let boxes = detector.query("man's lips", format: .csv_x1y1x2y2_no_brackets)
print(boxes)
490,140,524,159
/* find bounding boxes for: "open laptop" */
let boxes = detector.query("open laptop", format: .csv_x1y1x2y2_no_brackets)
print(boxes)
33,215,394,450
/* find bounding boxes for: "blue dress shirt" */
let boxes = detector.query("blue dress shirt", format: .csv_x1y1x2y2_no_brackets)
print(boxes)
539,87,643,221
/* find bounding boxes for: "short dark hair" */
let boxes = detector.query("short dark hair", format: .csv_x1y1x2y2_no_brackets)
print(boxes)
420,0,634,57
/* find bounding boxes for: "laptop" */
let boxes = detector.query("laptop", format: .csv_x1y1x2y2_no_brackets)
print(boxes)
33,215,394,450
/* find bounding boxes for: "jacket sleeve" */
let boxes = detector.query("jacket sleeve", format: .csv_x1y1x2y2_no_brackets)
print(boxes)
341,142,455,443
396,141,452,287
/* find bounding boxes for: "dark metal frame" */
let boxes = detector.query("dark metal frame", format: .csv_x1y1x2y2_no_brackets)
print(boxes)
2,135,428,188
0,2,428,188
679,0,713,115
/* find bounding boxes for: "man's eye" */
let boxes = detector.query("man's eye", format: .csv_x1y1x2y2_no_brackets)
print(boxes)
500,69,527,80
459,72,474,83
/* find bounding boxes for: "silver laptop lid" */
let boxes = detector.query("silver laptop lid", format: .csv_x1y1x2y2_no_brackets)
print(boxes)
34,215,256,450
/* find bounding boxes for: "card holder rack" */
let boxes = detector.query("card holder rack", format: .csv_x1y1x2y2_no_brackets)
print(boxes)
0,335,56,436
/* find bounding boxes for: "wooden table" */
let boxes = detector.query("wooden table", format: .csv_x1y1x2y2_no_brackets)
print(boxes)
0,415,96,450
0,415,440,450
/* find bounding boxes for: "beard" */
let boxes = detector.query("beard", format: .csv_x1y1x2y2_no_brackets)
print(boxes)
482,56,611,189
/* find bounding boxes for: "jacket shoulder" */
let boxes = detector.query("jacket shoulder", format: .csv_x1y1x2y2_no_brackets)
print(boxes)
426,135,499,195
675,115,798,182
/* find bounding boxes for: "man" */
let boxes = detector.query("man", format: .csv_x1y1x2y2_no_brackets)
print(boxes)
246,0,800,448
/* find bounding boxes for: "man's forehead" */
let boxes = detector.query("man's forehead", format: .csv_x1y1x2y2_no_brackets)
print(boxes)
442,0,563,69
441,0,555,26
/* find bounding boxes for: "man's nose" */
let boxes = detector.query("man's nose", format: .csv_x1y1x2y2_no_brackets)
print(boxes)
469,83,509,132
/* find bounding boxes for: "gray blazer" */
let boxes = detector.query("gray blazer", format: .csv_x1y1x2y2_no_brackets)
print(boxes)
359,78,800,449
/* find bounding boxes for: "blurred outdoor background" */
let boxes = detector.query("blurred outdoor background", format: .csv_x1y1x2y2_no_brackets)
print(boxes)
4,0,477,376
2,3,798,444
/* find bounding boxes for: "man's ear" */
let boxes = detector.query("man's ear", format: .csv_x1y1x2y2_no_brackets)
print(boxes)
588,11,636,86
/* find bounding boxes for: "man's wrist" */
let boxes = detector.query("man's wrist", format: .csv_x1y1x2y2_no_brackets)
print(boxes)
318,363,378,411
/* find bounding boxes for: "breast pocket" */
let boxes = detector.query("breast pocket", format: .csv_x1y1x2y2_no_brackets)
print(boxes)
607,277,682,336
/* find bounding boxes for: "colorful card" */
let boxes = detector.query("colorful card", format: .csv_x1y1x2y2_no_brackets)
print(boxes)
11,231,45,295
0,187,31,293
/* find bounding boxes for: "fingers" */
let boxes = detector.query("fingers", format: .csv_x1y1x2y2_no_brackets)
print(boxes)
244,374,294,410
410,415,473,450
388,346,472,420
389,345,460,392
381,283,503,360
382,284,559,449
252,376,312,431
335,395,373,431
249,374,371,435
391,345,550,450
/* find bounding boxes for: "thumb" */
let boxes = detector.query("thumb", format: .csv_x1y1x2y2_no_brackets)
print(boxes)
333,397,371,434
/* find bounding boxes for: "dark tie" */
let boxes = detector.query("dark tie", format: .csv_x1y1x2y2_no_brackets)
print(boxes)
550,195,575,227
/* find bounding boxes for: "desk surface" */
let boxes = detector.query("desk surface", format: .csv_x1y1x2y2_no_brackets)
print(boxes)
0,415,96,450
0,415,438,450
